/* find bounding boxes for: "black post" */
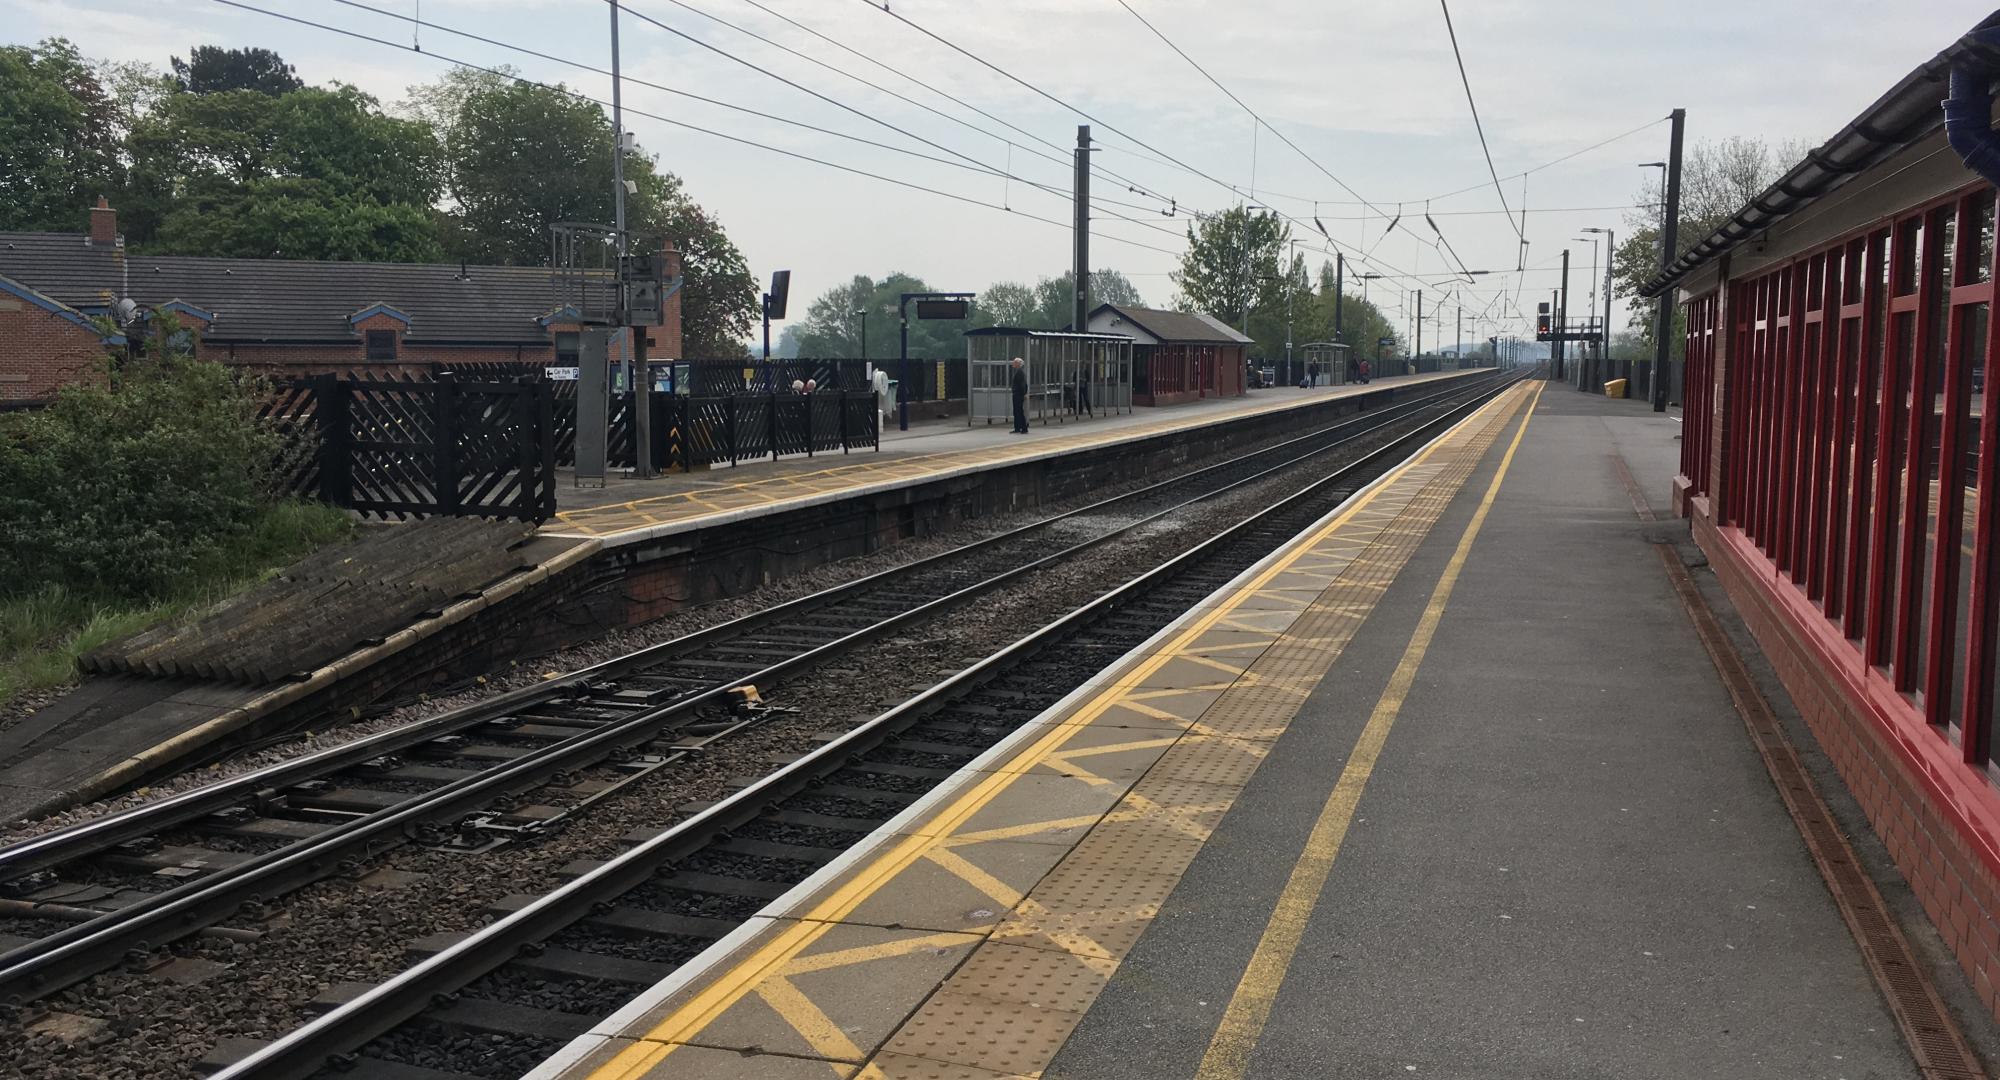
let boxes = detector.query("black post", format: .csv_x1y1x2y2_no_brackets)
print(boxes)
1415,289,1423,365
435,373,460,515
860,315,868,367
727,396,739,467
839,389,850,453
897,295,910,431
314,373,352,509
762,293,772,367
768,390,779,462
1334,252,1345,344
1558,250,1571,384
1073,124,1091,332
633,329,652,477
1653,107,1686,412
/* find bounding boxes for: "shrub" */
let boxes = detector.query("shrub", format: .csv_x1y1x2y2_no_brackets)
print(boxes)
0,352,295,601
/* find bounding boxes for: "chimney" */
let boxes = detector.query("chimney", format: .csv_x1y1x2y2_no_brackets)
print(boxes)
655,237,685,360
88,197,118,247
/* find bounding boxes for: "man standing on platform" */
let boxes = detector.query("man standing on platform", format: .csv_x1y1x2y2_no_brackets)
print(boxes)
1010,356,1030,434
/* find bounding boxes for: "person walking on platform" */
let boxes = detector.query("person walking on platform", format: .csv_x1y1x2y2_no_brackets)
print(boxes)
1077,366,1094,418
1010,357,1031,434
1308,360,1320,387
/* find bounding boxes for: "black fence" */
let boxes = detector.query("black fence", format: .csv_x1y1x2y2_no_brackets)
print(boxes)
666,390,880,469
260,374,558,522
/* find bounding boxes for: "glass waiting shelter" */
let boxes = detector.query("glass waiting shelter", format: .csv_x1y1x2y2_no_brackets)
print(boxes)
964,328,1135,426
1300,341,1352,384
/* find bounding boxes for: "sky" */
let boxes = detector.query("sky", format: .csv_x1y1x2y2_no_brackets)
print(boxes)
9,0,1996,345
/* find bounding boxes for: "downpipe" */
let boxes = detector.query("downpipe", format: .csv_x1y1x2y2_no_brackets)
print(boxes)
1944,27,2000,186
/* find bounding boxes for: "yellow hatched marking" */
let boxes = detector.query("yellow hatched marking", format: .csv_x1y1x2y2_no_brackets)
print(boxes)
580,383,1528,1079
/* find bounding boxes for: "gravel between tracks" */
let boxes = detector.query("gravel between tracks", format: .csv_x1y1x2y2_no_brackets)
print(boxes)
0,410,1351,845
0,401,1447,1080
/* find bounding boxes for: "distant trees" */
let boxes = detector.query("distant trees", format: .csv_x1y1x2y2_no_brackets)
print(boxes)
783,269,1149,359
170,46,301,96
0,40,123,232
1612,135,1802,356
0,40,759,360
406,68,756,356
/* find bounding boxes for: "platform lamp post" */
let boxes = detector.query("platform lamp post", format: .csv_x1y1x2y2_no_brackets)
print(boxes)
851,308,867,366
1572,235,1600,387
1639,159,1669,406
1581,226,1616,385
897,291,974,431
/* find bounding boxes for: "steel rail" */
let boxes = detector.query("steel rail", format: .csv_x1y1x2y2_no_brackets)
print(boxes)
212,372,1525,1080
0,375,1501,1003
0,374,1485,886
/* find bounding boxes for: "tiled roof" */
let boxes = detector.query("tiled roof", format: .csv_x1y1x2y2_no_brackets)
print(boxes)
1089,303,1254,345
0,231,581,344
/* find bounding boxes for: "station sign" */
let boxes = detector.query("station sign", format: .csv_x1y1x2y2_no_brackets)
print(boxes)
544,366,580,381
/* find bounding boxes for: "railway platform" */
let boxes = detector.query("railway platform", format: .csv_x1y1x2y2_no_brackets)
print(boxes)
521,381,1984,1080
547,370,1472,545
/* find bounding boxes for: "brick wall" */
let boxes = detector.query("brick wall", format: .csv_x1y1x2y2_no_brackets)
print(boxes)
1695,511,2000,1021
0,302,109,400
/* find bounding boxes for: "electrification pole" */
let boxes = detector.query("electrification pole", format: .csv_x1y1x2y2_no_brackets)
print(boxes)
1415,289,1423,366
1652,108,1686,412
1333,252,1345,343
1073,125,1090,332
1558,250,1571,384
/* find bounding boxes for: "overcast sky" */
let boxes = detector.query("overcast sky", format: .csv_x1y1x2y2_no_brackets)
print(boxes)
12,0,1996,342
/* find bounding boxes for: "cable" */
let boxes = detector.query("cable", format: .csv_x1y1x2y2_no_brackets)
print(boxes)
207,0,1187,260
1438,0,1520,241
615,1,1192,247
729,0,1173,204
330,0,1184,247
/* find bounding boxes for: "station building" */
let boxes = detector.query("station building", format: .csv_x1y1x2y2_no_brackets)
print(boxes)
1086,302,1250,405
0,199,680,402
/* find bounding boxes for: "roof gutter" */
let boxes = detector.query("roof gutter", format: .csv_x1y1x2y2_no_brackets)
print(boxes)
1640,16,2000,298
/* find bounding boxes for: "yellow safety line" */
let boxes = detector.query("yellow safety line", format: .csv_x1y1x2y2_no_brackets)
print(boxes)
1192,381,1543,1080
581,383,1527,1080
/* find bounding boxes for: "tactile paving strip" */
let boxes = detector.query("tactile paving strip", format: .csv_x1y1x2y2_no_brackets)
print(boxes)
853,387,1530,1078
559,384,1532,1080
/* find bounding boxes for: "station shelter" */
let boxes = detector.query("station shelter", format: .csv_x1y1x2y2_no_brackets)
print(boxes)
1654,12,2000,1030
1086,303,1250,406
964,327,1134,427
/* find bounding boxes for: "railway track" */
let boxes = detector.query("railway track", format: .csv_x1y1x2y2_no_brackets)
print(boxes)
0,374,1502,1026
197,372,1527,1080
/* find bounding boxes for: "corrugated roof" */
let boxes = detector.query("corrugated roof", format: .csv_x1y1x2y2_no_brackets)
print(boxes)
0,231,579,344
1089,303,1252,344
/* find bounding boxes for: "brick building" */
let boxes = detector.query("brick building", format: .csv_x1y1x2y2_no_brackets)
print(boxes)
1084,303,1248,406
0,199,683,401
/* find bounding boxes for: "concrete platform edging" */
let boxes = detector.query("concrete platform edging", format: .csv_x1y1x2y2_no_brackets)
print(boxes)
519,384,1526,1080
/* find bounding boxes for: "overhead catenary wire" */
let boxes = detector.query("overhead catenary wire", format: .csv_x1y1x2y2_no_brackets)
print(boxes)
1437,0,1521,241
206,0,1188,259
729,0,1175,205
325,0,1187,247
614,1,1195,246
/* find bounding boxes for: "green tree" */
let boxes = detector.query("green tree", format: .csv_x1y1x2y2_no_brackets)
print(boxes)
790,274,973,359
0,39,123,232
123,84,443,259
1612,135,1802,358
1031,269,1147,328
171,45,301,96
1172,207,1291,356
410,70,755,357
976,281,1039,329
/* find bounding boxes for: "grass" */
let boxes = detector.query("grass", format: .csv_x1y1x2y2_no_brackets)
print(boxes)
0,500,353,712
